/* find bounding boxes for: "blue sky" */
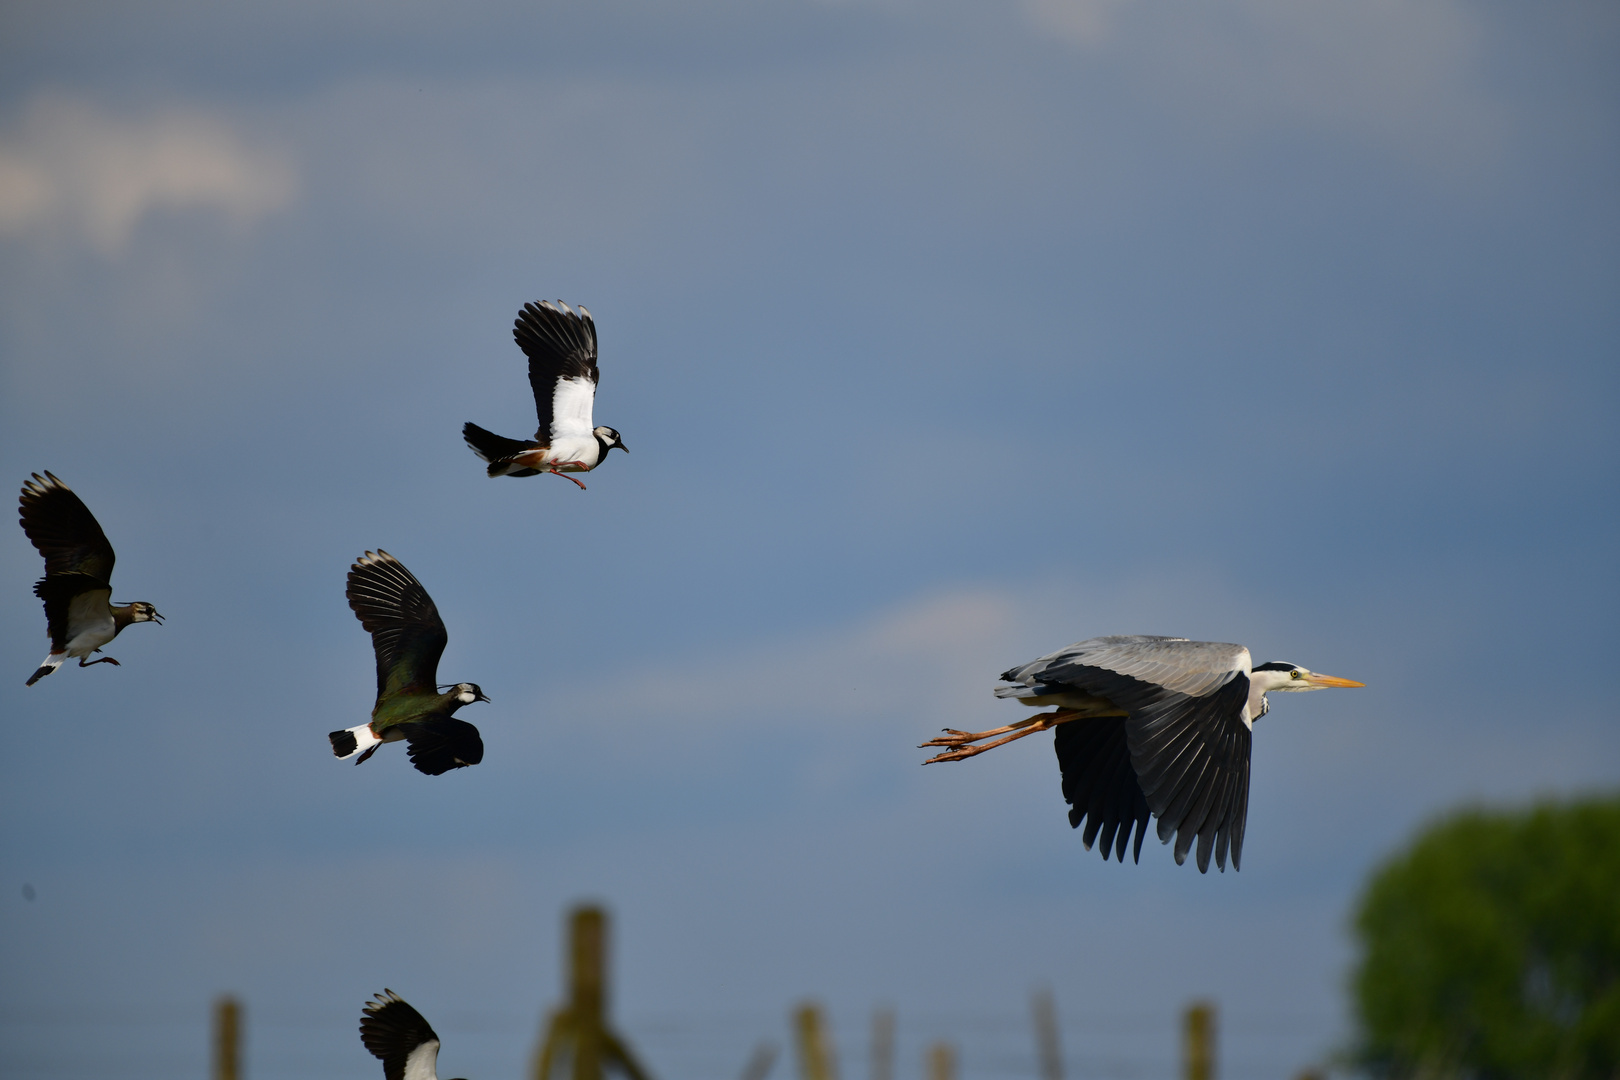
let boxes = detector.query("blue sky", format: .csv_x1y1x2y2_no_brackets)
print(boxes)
1,2,1616,1078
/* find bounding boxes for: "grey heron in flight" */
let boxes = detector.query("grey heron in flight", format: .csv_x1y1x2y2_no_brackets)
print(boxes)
921,635,1363,872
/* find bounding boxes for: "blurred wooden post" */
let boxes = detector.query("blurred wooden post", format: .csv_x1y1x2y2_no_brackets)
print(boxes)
534,905,654,1080
870,1009,895,1080
926,1042,955,1080
1291,1071,1325,1080
794,1004,838,1080
1032,988,1062,1080
213,996,242,1080
1183,1002,1215,1080
739,1042,781,1080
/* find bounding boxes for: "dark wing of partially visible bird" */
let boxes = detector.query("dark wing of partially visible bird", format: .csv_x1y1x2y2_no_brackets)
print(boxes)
400,718,484,776
514,300,599,441
360,990,441,1080
346,551,448,700
19,472,116,583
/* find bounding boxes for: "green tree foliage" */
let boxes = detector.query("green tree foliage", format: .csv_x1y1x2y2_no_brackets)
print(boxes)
1351,793,1620,1079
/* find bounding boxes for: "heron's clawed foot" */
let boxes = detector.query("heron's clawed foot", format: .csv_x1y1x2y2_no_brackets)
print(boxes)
919,728,981,750
921,741,997,765
918,711,1079,765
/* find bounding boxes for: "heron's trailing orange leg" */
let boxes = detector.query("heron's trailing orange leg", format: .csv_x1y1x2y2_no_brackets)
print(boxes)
920,709,1081,764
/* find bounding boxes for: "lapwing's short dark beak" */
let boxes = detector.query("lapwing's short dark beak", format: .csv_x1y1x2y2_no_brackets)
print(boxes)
616,441,629,453
476,690,492,703
151,609,166,624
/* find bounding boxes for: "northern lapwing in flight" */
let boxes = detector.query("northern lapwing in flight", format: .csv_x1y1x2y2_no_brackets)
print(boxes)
359,989,466,1080
329,550,489,775
462,300,627,490
921,635,1363,872
18,472,163,686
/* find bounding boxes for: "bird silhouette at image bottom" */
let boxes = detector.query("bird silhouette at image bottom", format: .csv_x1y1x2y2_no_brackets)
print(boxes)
359,989,466,1080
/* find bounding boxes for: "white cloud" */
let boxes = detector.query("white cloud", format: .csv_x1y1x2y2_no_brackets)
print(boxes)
0,96,296,256
1024,0,1133,46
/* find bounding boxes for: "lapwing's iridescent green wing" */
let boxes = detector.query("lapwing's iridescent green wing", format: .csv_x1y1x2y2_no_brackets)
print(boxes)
346,551,447,700
19,472,116,584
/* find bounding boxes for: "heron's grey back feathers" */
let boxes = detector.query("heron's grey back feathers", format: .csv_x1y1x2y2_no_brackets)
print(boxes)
1001,635,1251,699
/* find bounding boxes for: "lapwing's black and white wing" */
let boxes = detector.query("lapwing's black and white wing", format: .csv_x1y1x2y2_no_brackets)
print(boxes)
360,990,443,1080
346,551,448,700
514,300,599,444
19,472,117,652
1000,636,1254,872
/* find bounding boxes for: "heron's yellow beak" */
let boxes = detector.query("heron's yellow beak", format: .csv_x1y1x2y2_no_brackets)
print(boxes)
1305,672,1365,688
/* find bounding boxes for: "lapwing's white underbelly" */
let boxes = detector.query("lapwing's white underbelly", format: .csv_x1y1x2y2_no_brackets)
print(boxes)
62,592,115,658
542,435,600,470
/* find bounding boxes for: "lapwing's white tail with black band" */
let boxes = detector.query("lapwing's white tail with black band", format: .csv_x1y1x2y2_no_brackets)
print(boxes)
330,722,385,764
26,652,69,687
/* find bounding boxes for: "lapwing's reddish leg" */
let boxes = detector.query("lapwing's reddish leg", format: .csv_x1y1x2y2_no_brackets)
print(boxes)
77,656,120,668
548,467,588,490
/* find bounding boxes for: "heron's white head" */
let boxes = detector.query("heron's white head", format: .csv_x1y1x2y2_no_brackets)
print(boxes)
1250,661,1364,693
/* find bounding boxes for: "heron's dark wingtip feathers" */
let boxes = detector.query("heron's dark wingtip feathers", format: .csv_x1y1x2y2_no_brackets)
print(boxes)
1054,716,1155,868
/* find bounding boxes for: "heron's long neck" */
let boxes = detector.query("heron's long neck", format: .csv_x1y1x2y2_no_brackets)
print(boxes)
1246,670,1287,722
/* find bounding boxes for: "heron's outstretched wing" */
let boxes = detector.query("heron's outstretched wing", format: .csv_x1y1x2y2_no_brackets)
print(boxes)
360,990,441,1080
1008,636,1254,872
346,551,447,700
400,718,484,776
19,472,116,584
514,300,598,443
